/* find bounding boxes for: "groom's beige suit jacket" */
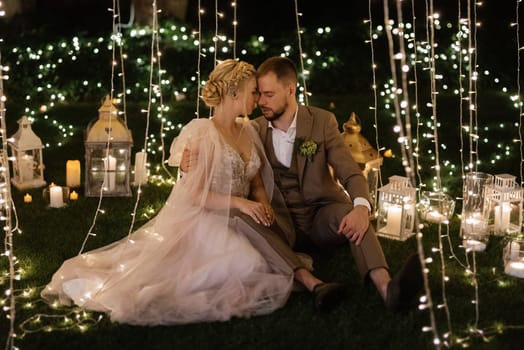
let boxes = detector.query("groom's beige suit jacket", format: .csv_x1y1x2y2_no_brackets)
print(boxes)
253,104,370,209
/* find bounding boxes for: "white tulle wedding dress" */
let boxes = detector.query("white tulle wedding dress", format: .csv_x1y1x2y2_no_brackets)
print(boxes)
41,118,294,325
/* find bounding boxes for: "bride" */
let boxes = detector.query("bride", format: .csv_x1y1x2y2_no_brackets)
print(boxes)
41,59,347,326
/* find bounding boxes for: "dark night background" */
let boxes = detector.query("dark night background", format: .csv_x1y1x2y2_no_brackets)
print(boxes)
2,0,518,82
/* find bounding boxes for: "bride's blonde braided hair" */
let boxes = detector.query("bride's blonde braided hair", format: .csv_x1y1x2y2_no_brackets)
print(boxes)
201,59,256,108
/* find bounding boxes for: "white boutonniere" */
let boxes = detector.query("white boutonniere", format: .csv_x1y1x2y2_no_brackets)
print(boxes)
295,138,319,161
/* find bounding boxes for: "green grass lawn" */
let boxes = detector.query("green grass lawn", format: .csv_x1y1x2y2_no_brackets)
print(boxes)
5,187,524,350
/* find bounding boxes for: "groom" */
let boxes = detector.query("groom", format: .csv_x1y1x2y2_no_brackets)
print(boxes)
252,56,423,312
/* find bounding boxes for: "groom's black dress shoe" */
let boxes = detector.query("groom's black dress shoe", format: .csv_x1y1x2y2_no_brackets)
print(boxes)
386,253,424,312
312,282,349,312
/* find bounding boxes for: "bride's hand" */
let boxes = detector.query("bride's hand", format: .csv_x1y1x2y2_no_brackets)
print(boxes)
236,198,272,226
262,203,275,224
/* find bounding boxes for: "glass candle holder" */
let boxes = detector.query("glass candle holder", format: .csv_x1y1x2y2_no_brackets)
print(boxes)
418,191,456,224
460,172,493,252
503,238,524,278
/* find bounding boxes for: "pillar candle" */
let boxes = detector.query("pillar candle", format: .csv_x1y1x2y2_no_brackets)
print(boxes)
494,203,511,232
104,156,117,191
504,261,524,278
50,186,64,208
385,205,403,235
66,160,81,188
19,155,34,182
509,241,521,260
134,152,148,185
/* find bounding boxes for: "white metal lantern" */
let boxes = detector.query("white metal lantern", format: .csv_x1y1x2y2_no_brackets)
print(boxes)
84,96,133,197
484,174,523,236
376,175,416,241
8,116,46,190
503,237,524,278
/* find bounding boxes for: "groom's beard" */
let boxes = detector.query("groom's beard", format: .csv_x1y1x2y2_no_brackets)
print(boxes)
261,102,288,122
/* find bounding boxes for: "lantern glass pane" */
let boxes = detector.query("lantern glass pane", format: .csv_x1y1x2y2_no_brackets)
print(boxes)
503,238,524,278
484,174,523,236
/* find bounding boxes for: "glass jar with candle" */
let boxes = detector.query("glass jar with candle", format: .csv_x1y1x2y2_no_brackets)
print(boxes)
503,236,524,278
460,172,493,252
418,191,456,224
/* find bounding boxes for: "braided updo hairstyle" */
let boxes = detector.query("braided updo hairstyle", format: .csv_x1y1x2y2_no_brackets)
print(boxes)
200,59,256,108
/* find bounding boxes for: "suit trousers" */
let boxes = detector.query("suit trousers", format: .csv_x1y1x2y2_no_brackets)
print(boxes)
230,210,308,272
290,202,389,279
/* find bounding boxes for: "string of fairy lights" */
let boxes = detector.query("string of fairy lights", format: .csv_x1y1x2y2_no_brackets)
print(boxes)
365,1,382,189
380,0,439,347
423,1,448,346
0,1,18,347
516,0,524,186
1,1,524,349
78,0,125,255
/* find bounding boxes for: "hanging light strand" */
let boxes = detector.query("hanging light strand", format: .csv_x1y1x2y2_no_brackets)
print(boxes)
467,0,480,171
382,0,411,179
78,0,127,254
293,0,308,105
422,0,454,346
458,0,466,179
213,0,220,64
516,0,524,185
409,0,423,188
366,1,383,188
0,37,19,350
232,1,238,59
194,0,204,118
127,0,163,236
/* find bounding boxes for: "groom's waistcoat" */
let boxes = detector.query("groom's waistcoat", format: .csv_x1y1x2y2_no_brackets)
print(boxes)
264,129,307,209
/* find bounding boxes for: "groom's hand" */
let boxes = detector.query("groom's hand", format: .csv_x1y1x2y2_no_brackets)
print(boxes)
337,206,370,246
180,147,198,172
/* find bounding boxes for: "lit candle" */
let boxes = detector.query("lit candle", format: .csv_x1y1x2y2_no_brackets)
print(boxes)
66,160,81,188
69,190,78,201
494,203,511,232
134,151,148,185
424,210,445,224
385,205,403,235
462,214,488,235
463,239,487,252
508,241,521,260
504,261,524,278
24,193,32,203
49,185,64,208
104,156,117,191
19,155,34,182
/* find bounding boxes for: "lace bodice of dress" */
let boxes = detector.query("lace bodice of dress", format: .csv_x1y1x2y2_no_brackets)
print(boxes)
211,141,261,198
